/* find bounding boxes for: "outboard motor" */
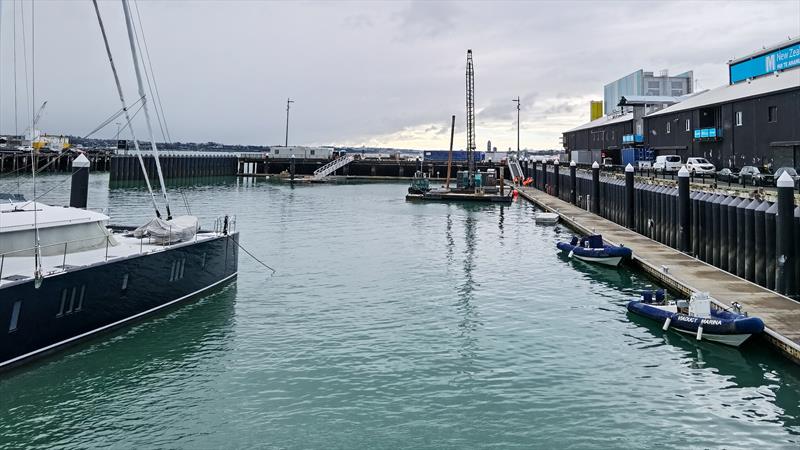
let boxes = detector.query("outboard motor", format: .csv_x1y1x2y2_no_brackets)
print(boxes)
641,290,653,303
655,289,665,303
570,236,579,246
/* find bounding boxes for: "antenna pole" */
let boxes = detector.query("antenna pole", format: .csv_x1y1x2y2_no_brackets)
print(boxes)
285,98,294,147
92,0,161,218
122,0,172,220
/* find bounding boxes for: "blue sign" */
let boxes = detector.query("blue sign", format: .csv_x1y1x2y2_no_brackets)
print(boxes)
693,130,701,139
730,42,800,84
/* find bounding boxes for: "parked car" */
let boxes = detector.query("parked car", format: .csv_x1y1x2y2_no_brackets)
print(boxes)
773,167,800,188
738,166,774,186
716,167,739,183
653,155,682,172
685,157,716,175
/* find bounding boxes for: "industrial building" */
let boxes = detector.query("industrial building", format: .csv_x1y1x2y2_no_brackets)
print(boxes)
564,36,800,170
603,69,693,116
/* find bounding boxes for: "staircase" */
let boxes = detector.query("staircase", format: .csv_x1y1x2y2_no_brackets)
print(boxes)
507,159,524,181
313,155,355,180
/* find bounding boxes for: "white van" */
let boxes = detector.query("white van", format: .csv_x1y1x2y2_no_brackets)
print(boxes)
653,155,682,172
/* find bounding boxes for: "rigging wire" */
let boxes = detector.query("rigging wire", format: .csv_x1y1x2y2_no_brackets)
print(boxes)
131,1,170,143
20,0,30,137
0,101,146,199
91,0,163,219
12,0,17,134
121,0,172,220
134,0,171,143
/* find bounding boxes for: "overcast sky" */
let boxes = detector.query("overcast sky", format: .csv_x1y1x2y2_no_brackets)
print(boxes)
1,0,799,150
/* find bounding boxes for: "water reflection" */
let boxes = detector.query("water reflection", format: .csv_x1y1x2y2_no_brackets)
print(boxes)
627,311,800,435
456,209,480,363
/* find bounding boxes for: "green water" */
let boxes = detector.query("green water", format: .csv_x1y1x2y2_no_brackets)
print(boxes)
1,175,799,449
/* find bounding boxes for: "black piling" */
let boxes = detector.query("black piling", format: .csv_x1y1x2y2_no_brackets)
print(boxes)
554,160,560,197
754,200,769,287
776,174,796,295
69,154,91,209
678,170,690,252
626,164,635,229
570,161,577,205
765,202,778,290
744,199,758,281
591,162,600,214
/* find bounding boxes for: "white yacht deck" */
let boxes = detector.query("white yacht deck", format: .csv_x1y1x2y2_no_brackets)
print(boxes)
0,231,223,288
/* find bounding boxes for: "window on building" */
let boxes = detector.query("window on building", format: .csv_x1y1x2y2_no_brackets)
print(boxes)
274,149,280,155
685,119,691,131
735,111,743,126
9,301,21,332
666,122,671,134
768,106,777,123
310,149,316,156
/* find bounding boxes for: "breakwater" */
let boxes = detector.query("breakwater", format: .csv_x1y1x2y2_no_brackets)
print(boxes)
523,161,800,297
109,154,239,182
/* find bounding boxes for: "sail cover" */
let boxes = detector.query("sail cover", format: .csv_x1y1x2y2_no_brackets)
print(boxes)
133,216,199,244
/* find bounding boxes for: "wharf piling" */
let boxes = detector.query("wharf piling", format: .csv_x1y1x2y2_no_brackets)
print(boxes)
0,151,112,174
109,154,238,183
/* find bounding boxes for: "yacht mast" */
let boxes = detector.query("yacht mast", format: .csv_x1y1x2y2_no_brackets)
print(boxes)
121,0,172,220
91,0,162,218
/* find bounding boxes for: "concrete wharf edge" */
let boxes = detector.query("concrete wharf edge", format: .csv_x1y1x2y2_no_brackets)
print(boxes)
517,187,800,364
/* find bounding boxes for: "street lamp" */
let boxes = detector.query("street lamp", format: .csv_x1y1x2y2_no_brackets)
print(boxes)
285,98,294,147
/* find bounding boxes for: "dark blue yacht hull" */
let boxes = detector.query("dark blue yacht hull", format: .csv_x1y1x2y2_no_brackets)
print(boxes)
0,232,239,371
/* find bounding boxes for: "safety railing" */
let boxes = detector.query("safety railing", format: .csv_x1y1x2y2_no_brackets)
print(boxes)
312,155,354,180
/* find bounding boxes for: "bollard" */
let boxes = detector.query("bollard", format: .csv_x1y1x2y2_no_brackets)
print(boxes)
776,172,796,295
678,166,690,252
591,161,600,214
570,160,577,205
554,160,560,198
69,154,91,209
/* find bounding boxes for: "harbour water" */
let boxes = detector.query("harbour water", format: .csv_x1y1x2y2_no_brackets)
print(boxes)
1,175,799,448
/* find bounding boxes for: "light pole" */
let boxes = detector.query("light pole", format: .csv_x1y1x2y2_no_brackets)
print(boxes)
512,96,521,160
285,97,294,147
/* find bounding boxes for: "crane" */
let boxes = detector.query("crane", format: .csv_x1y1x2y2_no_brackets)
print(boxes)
466,50,475,183
26,101,48,141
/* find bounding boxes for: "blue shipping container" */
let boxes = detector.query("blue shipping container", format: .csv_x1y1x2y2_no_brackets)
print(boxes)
423,151,485,162
621,148,636,166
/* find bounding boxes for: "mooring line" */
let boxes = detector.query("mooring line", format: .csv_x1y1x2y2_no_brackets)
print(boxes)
231,238,276,276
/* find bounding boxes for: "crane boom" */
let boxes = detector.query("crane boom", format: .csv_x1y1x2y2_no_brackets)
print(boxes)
32,101,47,127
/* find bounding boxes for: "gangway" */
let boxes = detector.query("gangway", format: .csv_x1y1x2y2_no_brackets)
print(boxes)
507,158,524,182
312,154,355,180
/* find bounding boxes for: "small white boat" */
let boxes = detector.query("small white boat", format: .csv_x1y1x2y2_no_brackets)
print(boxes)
534,212,559,225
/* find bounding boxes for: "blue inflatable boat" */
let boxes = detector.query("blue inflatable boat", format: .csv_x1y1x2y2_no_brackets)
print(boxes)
556,234,632,267
627,290,764,347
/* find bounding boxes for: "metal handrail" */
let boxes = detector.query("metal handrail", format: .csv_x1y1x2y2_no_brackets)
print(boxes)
313,155,354,179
